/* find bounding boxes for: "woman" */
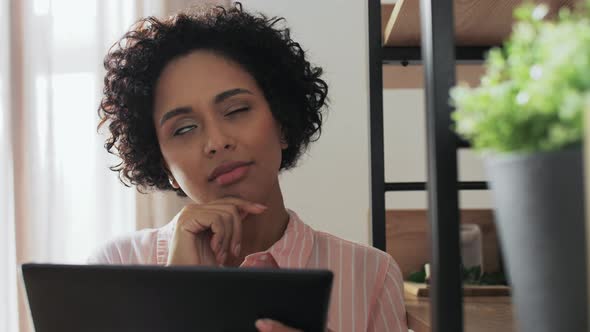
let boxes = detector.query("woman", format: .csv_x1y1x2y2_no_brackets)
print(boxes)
90,3,407,332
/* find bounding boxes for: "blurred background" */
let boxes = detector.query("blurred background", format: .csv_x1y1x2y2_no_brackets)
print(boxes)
1,1,491,331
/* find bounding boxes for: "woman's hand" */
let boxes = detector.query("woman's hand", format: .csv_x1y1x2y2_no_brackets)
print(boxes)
255,319,302,332
166,197,267,266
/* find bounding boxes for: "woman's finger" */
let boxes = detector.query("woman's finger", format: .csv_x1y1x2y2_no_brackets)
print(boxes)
218,211,233,264
213,197,268,215
227,205,243,257
204,206,240,261
208,204,243,257
207,212,226,259
255,319,302,332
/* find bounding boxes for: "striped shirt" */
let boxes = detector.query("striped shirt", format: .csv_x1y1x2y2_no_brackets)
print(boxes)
88,209,408,331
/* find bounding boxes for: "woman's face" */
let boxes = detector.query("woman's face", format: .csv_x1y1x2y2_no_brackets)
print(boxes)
153,50,286,204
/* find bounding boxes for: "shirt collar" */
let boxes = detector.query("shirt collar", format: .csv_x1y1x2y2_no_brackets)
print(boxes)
263,209,315,269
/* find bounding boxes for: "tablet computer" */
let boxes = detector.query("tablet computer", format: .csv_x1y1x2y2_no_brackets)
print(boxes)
21,263,333,332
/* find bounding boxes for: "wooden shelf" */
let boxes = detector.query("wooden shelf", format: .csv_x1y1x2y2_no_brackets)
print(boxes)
406,296,516,332
381,0,578,46
385,209,501,279
379,1,578,88
383,64,484,89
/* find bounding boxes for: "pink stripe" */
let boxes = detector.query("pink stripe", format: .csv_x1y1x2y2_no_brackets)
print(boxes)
298,228,306,267
351,245,356,330
386,264,407,327
387,266,404,299
314,241,320,268
378,295,390,331
368,252,389,324
338,239,343,331
385,279,403,331
286,223,302,267
363,248,368,328
338,240,353,330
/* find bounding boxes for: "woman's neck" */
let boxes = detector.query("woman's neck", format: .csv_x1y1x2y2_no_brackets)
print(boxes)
226,181,289,266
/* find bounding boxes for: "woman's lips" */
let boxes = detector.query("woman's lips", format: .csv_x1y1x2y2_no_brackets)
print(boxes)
214,164,251,186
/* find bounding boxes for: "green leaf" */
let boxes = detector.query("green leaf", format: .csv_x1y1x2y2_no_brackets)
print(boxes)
450,1,590,153
463,266,482,285
407,266,427,283
480,272,509,286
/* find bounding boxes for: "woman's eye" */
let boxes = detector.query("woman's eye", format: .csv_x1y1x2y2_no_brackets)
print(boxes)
226,107,250,116
173,125,197,136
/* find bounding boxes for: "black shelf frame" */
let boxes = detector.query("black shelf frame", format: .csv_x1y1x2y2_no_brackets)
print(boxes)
385,181,488,192
382,46,497,65
367,1,494,331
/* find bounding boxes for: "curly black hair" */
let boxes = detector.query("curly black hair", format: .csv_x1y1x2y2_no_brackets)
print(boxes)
98,3,328,196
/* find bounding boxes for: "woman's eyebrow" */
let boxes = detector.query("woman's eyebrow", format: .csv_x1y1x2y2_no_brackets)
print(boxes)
159,88,253,127
160,107,192,127
213,88,253,104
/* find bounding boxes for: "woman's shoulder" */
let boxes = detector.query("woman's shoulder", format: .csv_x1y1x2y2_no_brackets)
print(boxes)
87,224,169,265
315,230,393,260
312,230,400,276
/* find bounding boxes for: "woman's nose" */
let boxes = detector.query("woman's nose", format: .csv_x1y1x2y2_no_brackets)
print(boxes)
203,124,236,156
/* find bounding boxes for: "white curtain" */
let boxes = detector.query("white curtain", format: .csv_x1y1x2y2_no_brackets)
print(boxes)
17,0,144,264
0,1,192,331
1,1,17,331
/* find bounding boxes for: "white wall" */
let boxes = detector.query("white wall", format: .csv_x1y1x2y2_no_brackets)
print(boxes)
383,89,492,210
241,0,372,244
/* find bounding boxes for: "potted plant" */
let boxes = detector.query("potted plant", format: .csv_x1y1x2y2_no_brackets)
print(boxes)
450,2,589,331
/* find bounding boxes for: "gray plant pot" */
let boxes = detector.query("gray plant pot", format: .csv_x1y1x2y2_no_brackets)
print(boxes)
485,147,587,332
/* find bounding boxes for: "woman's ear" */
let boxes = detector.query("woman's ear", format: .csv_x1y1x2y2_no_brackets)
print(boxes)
162,161,180,189
280,133,288,150
168,176,180,189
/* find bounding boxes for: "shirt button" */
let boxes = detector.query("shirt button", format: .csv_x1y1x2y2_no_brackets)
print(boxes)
259,254,268,261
